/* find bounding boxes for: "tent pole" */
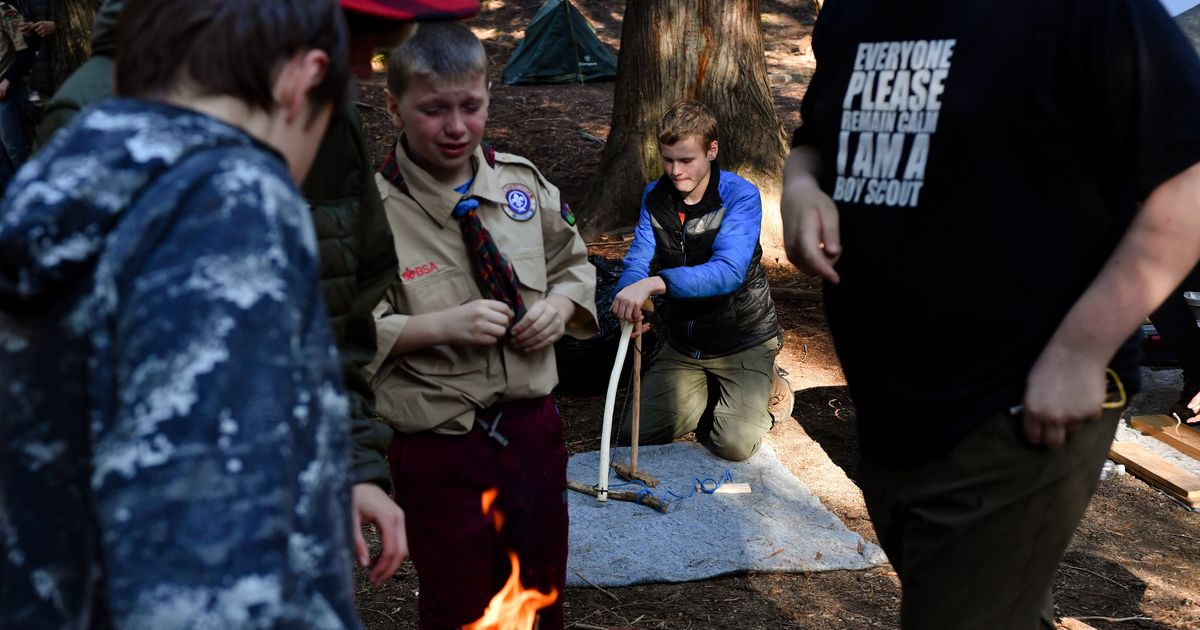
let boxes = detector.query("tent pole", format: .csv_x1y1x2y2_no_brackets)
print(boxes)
564,0,585,83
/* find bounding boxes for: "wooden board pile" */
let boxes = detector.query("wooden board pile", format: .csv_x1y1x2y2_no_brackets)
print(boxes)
1115,415,1200,508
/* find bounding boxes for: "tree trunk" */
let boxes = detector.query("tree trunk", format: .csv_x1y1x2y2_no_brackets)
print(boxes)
51,0,99,89
580,0,789,247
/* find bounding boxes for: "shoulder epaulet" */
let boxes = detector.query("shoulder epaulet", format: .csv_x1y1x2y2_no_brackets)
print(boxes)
491,150,538,171
377,140,411,197
491,150,554,190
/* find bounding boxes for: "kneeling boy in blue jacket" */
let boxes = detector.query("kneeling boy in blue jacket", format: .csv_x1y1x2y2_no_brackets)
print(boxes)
612,99,785,462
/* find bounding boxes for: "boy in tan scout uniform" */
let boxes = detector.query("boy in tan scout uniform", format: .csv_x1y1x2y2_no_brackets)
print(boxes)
366,23,597,630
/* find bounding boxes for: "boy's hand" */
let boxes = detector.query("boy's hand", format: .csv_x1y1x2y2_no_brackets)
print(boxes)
781,151,841,283
611,277,665,324
1021,344,1106,448
511,294,573,352
629,321,652,339
442,299,513,346
1187,389,1200,423
352,483,408,587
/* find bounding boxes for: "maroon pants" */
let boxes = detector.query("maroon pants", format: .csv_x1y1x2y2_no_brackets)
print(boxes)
389,396,568,630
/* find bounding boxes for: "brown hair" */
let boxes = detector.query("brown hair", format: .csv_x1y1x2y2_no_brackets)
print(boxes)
386,22,487,96
657,99,719,147
116,0,351,117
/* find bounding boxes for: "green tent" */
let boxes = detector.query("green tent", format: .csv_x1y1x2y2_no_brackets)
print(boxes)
501,0,618,85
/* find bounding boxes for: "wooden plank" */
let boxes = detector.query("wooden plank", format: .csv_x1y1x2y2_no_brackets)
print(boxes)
1057,619,1097,630
694,482,752,494
1131,415,1200,462
1108,441,1200,507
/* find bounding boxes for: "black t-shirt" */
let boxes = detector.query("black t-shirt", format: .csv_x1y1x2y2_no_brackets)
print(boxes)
792,0,1200,465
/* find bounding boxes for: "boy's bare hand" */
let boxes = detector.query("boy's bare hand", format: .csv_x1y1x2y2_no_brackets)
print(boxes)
782,177,842,283
1021,345,1106,448
511,294,573,352
629,322,652,339
352,483,408,587
612,277,665,324
20,21,53,37
443,300,512,346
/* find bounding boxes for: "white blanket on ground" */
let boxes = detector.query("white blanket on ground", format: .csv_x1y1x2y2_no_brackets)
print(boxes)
566,442,888,588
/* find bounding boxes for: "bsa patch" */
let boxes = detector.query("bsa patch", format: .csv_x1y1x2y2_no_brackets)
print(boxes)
502,183,536,222
560,200,576,227
401,261,440,281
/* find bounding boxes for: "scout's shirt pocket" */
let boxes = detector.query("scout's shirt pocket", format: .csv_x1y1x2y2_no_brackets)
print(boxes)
400,268,493,376
507,249,557,396
509,249,548,304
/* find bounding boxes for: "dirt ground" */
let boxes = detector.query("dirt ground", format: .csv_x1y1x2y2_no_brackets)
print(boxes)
352,2,1200,628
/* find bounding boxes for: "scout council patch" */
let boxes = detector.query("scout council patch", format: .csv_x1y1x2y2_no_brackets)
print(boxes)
560,200,576,227
502,183,536,221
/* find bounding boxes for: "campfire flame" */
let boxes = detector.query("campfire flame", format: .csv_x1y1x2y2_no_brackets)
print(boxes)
481,488,504,532
465,488,558,630
464,550,558,630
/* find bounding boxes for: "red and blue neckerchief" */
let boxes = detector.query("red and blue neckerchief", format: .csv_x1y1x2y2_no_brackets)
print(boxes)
379,141,525,322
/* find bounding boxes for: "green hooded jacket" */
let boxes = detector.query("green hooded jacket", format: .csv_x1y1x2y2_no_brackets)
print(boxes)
302,106,397,490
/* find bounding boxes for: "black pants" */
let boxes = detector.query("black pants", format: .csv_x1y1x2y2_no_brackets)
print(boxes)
858,407,1121,630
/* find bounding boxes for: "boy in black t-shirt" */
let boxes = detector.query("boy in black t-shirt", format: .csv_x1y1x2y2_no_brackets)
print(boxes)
783,1,1200,627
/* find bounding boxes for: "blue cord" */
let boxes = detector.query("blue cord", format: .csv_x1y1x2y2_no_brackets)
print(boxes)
604,468,734,508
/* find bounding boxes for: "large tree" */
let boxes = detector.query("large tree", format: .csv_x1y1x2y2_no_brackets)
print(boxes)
579,0,790,246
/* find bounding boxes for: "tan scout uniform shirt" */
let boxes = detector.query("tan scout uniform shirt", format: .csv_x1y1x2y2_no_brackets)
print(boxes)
368,140,598,435
0,4,26,80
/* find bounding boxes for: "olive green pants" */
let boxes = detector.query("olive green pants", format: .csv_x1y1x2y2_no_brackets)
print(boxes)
620,336,781,462
857,407,1122,630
